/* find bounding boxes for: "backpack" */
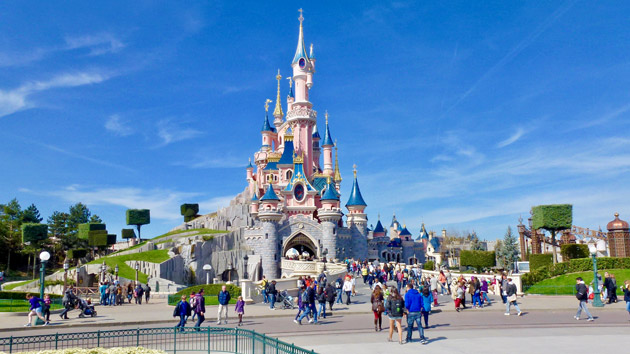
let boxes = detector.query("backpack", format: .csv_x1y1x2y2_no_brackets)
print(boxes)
301,290,308,303
190,296,197,308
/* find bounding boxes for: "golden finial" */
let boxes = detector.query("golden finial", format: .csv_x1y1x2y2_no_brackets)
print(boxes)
286,77,293,89
298,8,304,23
334,141,342,183
325,110,329,124
327,176,332,184
273,70,284,118
353,163,357,178
265,99,272,112
294,151,304,164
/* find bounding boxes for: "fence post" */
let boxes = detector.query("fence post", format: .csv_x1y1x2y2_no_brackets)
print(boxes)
9,336,12,354
276,338,279,354
97,330,101,347
207,327,211,354
55,333,59,350
235,327,239,353
262,333,266,354
173,327,177,354
252,331,255,353
292,343,296,354
136,328,140,347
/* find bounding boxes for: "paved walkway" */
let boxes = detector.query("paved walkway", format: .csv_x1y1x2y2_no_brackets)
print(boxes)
1,280,626,333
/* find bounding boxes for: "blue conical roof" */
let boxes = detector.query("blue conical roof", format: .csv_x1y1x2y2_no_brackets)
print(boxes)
399,226,412,237
374,220,385,233
312,124,320,139
260,184,279,201
261,114,275,133
322,121,334,146
278,139,294,165
251,192,258,201
292,17,310,65
417,223,429,240
321,180,339,201
345,174,367,207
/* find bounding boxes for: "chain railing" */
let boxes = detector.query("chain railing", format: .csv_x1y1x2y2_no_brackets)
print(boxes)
0,326,316,354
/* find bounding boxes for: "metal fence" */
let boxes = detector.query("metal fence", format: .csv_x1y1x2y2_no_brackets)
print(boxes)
0,327,316,354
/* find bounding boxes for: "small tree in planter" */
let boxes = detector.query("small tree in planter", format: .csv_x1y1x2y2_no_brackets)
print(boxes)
121,228,136,245
126,209,150,242
532,204,572,264
180,204,200,223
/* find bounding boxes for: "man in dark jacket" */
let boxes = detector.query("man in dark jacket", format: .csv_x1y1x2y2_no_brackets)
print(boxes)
217,285,231,324
194,289,206,329
404,283,427,344
296,283,317,324
173,295,191,331
268,280,278,310
575,277,594,321
325,283,336,311
135,284,144,304
60,286,77,320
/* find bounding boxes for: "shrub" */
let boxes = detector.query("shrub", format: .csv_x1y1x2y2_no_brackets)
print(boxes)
121,229,136,239
460,250,496,271
0,291,61,299
78,223,107,240
126,209,150,226
21,223,48,243
68,249,88,259
88,230,108,247
531,204,573,231
174,283,241,299
202,235,215,242
107,234,117,245
529,254,553,270
522,257,630,287
423,261,435,270
561,244,589,261
181,204,199,222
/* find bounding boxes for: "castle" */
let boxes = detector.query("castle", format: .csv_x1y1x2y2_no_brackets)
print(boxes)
241,12,427,279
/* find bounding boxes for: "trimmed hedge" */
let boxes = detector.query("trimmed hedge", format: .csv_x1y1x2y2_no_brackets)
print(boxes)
532,204,572,231
460,250,496,271
21,223,48,243
107,234,117,245
529,254,553,270
78,223,107,240
126,209,150,226
181,204,199,217
68,248,88,259
0,291,61,299
561,244,589,262
88,230,108,247
121,228,136,239
173,284,241,299
522,257,630,287
423,261,435,270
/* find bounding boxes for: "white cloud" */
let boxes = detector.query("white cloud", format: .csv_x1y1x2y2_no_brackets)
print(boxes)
48,185,201,221
0,72,110,118
105,114,134,136
156,119,203,146
65,33,125,56
497,127,525,148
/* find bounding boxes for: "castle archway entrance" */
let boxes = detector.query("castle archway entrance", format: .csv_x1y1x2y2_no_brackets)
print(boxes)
283,232,318,259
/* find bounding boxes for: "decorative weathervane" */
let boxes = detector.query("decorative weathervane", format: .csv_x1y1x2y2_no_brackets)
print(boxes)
286,77,293,89
353,163,357,177
298,8,304,23
276,69,282,81
265,99,272,112
325,110,329,124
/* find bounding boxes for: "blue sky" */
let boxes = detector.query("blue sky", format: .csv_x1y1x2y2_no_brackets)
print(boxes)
1,1,629,241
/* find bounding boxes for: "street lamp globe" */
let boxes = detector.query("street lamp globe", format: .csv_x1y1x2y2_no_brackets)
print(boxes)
39,251,51,262
588,244,597,255
63,260,70,271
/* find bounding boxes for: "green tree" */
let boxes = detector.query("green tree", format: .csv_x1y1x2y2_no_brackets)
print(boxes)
47,211,75,250
21,204,43,223
68,203,91,237
0,199,24,272
89,214,103,223
497,226,519,271
468,231,485,251
532,204,573,264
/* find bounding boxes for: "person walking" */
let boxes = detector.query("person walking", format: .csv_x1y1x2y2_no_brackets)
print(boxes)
575,277,594,321
261,276,269,304
622,280,630,318
420,287,433,329
217,285,231,324
481,278,490,306
295,282,317,325
316,285,327,319
173,295,191,331
371,285,384,331
268,280,278,310
235,296,245,326
294,286,308,323
193,289,206,329
343,276,353,305
325,282,336,312
471,277,481,308
500,274,508,304
145,284,151,304
42,294,52,323
335,276,344,304
405,283,427,344
60,286,77,320
430,275,438,306
135,284,144,305
504,278,522,316
25,293,48,326
99,282,108,305
386,287,405,345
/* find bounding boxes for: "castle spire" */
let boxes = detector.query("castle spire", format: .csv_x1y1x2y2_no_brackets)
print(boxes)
261,99,275,132
334,141,342,183
292,9,310,65
273,69,284,127
346,164,367,207
322,111,334,146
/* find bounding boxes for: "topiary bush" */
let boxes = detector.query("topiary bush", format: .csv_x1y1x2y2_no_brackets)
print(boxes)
78,223,107,240
460,250,496,271
126,209,150,226
121,228,136,239
21,223,48,243
561,244,589,262
531,204,573,231
107,234,117,245
423,260,435,270
88,230,108,247
529,254,553,270
181,204,200,222
522,257,630,287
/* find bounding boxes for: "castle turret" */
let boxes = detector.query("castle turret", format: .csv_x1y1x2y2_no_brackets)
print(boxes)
312,119,321,172
261,99,276,151
346,165,368,259
272,70,284,129
259,183,282,278
249,188,259,217
322,112,334,176
318,177,342,261
246,158,254,195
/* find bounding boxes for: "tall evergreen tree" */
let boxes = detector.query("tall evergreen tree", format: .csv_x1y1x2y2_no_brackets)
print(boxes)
47,211,74,250
497,226,520,271
88,214,103,223
21,204,43,223
67,203,91,236
0,199,23,272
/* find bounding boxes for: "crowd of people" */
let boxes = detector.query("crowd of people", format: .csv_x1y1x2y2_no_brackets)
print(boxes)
172,285,245,330
98,281,151,306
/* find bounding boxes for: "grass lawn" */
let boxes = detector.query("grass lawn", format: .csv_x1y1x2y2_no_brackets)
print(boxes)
167,296,237,306
88,249,170,284
0,299,63,313
525,268,630,295
151,228,227,241
2,279,37,291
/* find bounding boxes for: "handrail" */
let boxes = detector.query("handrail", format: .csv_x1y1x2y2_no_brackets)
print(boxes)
0,326,316,354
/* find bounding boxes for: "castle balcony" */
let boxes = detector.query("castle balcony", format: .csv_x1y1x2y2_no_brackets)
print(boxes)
286,107,317,121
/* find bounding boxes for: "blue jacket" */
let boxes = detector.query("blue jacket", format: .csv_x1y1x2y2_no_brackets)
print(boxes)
218,290,231,305
404,288,423,313
421,292,433,312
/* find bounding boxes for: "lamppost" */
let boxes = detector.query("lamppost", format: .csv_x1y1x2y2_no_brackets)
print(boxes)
589,244,604,307
203,264,212,284
227,262,234,283
63,259,69,292
115,265,119,281
243,255,249,280
37,250,50,325
101,261,107,283
135,261,140,286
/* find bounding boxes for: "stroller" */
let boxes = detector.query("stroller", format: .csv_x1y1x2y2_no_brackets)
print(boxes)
276,290,294,309
77,298,97,318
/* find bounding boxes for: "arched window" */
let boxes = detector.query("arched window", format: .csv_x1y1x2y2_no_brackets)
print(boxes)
286,170,293,180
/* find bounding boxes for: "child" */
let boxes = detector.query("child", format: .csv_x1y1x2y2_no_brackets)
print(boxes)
42,294,52,323
25,293,48,326
623,280,630,318
235,296,245,326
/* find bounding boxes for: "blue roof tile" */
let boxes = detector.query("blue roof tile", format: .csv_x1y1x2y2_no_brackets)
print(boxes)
260,184,279,201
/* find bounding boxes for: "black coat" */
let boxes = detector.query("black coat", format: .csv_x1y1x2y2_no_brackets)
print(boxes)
575,283,588,301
